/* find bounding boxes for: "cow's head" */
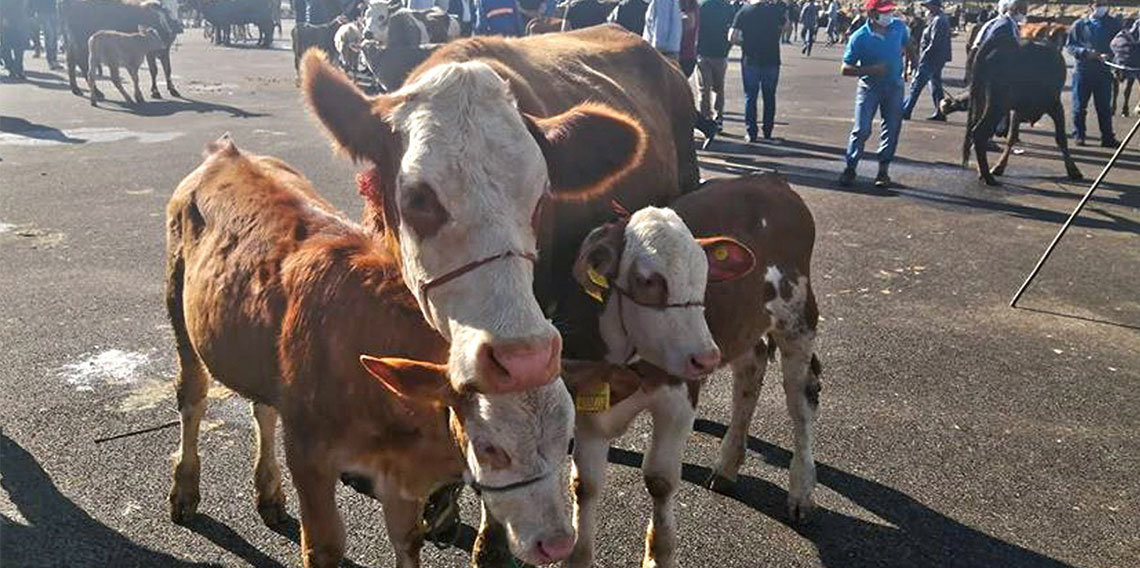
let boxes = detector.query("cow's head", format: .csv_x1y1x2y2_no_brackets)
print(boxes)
302,51,646,393
360,356,576,565
364,0,393,41
574,207,755,379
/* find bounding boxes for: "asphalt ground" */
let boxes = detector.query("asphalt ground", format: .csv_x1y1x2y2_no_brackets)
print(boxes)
1,22,1137,568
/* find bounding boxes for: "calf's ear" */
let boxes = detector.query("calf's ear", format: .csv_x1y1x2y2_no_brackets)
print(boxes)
698,236,756,283
526,103,647,199
572,221,627,303
359,356,456,406
302,49,400,163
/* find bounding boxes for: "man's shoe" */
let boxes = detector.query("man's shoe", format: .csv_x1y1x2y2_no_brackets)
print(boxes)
838,167,856,187
1076,137,1087,147
1101,138,1121,148
747,134,760,143
926,113,947,121
874,167,892,188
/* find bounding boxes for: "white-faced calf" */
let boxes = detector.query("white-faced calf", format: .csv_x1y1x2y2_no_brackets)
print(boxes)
164,135,576,567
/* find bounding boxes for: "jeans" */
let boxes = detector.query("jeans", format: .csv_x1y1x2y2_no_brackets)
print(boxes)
846,79,904,169
902,60,945,118
697,56,727,121
742,63,779,138
801,24,817,55
1071,67,1115,141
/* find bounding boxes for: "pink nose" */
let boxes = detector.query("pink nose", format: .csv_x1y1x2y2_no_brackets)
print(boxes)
534,534,575,564
480,334,561,393
686,348,721,377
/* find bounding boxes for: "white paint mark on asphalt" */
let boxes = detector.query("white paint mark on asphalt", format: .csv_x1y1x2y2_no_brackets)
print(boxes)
125,188,154,195
0,222,16,234
253,129,288,136
0,127,183,147
0,489,29,525
58,349,152,392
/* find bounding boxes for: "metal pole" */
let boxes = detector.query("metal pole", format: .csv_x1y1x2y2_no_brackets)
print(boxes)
1009,116,1140,307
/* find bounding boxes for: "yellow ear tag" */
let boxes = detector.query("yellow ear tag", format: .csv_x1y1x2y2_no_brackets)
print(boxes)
587,266,609,289
713,246,730,262
585,286,605,303
575,382,610,413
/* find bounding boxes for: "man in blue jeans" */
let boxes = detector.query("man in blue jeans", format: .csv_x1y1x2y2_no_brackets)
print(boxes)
838,0,909,188
1067,1,1121,147
902,0,950,121
730,0,786,142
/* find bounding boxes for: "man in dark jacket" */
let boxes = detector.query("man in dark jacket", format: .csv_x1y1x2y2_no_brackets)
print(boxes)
731,0,786,142
799,0,818,55
609,0,649,35
1067,0,1122,147
563,0,612,30
902,0,951,120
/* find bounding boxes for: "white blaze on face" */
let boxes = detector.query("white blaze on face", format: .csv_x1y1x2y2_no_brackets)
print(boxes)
364,1,392,41
599,208,719,378
388,62,559,390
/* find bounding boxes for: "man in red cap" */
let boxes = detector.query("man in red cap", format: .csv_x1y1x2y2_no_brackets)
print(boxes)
838,0,910,188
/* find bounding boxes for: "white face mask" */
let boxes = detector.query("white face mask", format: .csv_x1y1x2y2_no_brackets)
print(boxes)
1093,6,1107,18
1013,13,1026,24
875,13,895,26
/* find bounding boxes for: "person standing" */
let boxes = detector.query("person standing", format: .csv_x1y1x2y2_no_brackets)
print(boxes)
838,0,909,188
0,0,28,80
826,0,840,44
902,0,951,120
563,0,612,30
696,0,734,128
477,0,524,36
609,0,650,35
644,0,683,62
449,0,475,36
1067,0,1122,147
731,0,785,143
29,0,59,71
800,0,819,55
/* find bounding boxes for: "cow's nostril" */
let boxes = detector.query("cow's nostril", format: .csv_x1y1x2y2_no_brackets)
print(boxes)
689,348,721,374
482,335,561,392
535,534,575,562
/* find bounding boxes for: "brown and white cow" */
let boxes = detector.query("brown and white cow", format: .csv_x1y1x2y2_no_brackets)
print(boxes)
565,174,822,568
164,135,576,567
301,24,701,395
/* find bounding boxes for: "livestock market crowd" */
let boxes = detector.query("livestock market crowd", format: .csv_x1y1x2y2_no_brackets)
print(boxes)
1,0,1138,567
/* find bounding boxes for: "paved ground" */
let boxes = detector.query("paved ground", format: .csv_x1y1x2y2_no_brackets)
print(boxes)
1,23,1138,568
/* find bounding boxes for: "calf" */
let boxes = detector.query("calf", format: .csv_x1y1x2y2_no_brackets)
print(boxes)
957,39,1082,185
165,135,577,567
564,173,821,568
334,20,364,72
292,16,348,76
86,26,167,106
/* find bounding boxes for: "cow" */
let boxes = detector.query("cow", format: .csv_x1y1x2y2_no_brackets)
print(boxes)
86,26,167,106
367,5,461,47
951,38,1083,185
360,40,440,91
334,20,364,73
526,16,565,36
292,16,348,77
557,173,820,567
1021,21,1068,49
300,23,702,394
188,0,275,46
165,134,578,568
60,0,182,100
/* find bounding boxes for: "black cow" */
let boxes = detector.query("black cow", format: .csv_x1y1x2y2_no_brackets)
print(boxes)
952,39,1082,186
190,0,275,47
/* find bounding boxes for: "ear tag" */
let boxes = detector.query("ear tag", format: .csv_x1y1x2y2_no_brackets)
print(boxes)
587,266,609,289
713,246,730,262
575,382,610,413
585,286,605,304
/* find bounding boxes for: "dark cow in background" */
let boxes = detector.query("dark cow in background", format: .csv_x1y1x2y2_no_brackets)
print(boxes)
61,0,182,100
292,16,347,77
948,39,1082,186
189,0,276,46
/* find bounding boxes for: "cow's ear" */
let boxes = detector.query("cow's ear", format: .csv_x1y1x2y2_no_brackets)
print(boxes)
359,356,457,406
525,103,647,199
697,236,756,283
573,221,627,303
302,49,400,162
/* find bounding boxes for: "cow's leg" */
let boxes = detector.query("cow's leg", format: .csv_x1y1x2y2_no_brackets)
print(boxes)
252,402,287,526
641,386,697,568
86,61,99,106
108,67,133,104
161,50,180,97
991,109,1020,177
772,331,822,523
168,345,210,523
707,340,770,491
973,104,1001,186
127,65,144,104
286,439,345,568
68,45,83,95
379,492,426,568
147,52,161,99
565,426,610,568
1048,100,1084,181
471,505,513,568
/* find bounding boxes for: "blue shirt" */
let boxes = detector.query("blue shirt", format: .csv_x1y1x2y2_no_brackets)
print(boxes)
843,19,910,87
1067,15,1123,74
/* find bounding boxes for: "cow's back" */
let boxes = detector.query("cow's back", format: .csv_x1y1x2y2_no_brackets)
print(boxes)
63,1,164,48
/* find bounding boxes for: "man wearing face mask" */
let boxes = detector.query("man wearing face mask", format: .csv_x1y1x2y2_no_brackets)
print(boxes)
902,0,951,121
1067,1,1122,147
838,0,910,188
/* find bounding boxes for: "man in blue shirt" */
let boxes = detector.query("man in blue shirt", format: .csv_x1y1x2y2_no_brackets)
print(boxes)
1067,1,1122,147
902,0,951,121
839,0,909,188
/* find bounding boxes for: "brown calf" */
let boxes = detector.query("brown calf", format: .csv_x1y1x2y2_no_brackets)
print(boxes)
87,27,167,106
164,135,576,567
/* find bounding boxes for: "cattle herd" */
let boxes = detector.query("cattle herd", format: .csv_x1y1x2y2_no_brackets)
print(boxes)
5,0,1125,566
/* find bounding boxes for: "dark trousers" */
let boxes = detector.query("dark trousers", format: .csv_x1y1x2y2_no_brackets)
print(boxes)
34,12,59,66
742,63,779,138
1071,67,1115,141
1,26,26,77
801,24,817,55
292,0,309,23
902,60,945,118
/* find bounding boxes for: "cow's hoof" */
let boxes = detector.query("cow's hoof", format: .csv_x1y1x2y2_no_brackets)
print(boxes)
71,87,83,96
1067,169,1084,181
990,166,1005,177
704,472,735,493
169,87,181,98
151,89,162,99
168,489,200,524
979,176,1001,187
93,91,105,102
787,495,816,524
257,494,288,527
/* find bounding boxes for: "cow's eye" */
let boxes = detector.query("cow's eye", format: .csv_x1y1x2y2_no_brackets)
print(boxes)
476,442,512,469
400,182,449,239
631,272,668,307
